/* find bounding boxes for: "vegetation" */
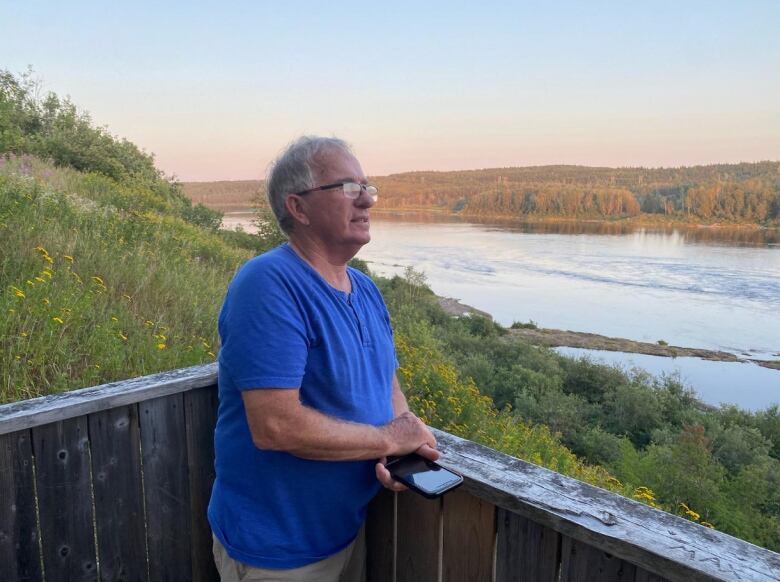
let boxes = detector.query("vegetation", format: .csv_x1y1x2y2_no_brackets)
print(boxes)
2,70,778,550
377,275,780,549
372,164,780,225
183,163,780,226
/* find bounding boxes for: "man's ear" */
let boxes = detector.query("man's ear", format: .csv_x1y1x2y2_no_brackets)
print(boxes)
284,194,311,227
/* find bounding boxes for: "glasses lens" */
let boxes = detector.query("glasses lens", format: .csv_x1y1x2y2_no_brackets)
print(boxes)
365,185,378,199
342,182,361,198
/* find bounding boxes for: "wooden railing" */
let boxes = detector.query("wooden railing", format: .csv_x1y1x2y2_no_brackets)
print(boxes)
1,365,778,581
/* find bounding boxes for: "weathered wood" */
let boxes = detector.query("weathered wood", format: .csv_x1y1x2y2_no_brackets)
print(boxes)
184,387,219,582
140,393,192,582
0,363,217,435
495,508,560,582
396,491,441,582
32,417,97,581
366,489,396,582
432,429,780,582
442,488,495,582
0,429,41,582
561,535,637,581
88,405,147,582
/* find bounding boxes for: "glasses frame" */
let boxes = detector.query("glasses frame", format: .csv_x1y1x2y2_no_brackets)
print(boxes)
293,181,378,200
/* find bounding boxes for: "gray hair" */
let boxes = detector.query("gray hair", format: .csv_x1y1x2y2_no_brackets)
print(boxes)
266,136,352,234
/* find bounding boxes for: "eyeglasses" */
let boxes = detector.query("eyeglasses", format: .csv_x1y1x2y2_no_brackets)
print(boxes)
293,181,379,201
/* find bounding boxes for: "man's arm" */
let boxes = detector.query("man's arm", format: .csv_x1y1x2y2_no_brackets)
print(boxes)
242,388,435,461
392,373,410,417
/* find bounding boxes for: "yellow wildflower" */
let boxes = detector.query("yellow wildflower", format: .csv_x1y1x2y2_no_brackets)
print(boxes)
157,343,167,350
12,286,25,298
8,308,15,313
94,364,100,369
118,331,128,341
43,255,53,264
111,316,118,322
34,245,49,256
40,269,53,279
71,272,83,284
122,294,131,301
52,317,64,324
34,277,45,283
20,332,28,337
63,255,74,262
207,351,216,358
42,298,50,305
26,280,34,286
144,320,154,327
91,276,105,286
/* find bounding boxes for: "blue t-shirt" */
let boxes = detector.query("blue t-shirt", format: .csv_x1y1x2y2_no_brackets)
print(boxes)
207,244,397,569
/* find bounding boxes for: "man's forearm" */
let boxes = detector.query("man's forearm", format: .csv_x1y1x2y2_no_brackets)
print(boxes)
392,374,410,417
243,388,433,462
255,402,391,460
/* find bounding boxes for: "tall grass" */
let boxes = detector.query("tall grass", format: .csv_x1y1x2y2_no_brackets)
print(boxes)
0,157,253,402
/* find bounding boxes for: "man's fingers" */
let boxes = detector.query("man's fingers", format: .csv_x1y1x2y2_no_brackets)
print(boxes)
416,443,440,461
375,461,407,492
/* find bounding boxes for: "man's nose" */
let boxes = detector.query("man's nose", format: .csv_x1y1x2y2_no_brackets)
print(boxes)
355,186,376,208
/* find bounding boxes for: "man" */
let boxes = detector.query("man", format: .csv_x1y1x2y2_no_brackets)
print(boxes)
208,136,439,581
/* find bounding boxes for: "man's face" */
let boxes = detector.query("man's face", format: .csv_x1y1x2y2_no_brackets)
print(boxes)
303,148,375,252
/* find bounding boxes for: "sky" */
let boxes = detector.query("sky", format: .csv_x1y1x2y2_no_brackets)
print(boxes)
2,0,780,181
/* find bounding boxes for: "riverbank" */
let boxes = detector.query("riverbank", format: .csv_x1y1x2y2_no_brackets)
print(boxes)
435,296,780,371
371,207,780,231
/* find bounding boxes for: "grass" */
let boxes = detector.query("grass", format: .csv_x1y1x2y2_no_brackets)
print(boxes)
0,157,254,402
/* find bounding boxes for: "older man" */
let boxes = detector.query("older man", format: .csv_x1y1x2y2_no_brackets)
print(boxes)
208,136,438,581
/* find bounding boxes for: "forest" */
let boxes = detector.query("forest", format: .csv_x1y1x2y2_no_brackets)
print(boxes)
182,162,780,225
2,69,778,551
372,163,780,224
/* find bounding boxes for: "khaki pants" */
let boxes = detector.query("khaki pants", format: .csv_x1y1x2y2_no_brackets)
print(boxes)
212,527,366,582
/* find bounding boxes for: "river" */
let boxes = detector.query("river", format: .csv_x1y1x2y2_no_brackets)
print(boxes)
223,210,780,410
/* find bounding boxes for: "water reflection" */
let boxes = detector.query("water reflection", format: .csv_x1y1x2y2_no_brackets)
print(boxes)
221,211,780,361
555,347,780,412
371,210,780,247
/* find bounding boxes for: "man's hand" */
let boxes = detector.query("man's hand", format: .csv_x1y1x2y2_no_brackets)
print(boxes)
380,411,437,456
375,444,441,492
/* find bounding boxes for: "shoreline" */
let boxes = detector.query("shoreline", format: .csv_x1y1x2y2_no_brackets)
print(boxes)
435,297,780,371
371,207,780,231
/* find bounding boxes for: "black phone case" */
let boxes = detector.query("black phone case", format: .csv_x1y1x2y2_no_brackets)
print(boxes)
386,456,464,499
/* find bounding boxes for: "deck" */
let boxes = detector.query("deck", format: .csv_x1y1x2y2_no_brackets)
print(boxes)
1,364,778,581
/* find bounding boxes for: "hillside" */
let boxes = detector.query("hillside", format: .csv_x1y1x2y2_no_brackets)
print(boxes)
184,162,780,225
3,70,779,550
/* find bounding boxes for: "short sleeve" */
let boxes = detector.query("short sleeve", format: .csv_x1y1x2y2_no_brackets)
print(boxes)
218,262,309,390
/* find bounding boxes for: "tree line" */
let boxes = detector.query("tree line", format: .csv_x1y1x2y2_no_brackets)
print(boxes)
373,163,780,224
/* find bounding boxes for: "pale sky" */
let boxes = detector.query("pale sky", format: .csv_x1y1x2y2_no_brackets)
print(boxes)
2,1,779,181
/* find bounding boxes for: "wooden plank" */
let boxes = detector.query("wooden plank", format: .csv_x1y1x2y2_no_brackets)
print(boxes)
0,363,217,435
495,508,560,582
88,405,147,582
0,429,41,582
184,387,219,582
396,491,441,582
431,429,780,582
140,393,192,582
561,536,636,581
366,489,396,582
442,488,495,582
32,417,97,581
635,568,671,582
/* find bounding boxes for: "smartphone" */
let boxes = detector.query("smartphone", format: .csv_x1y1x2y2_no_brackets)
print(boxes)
385,453,463,499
